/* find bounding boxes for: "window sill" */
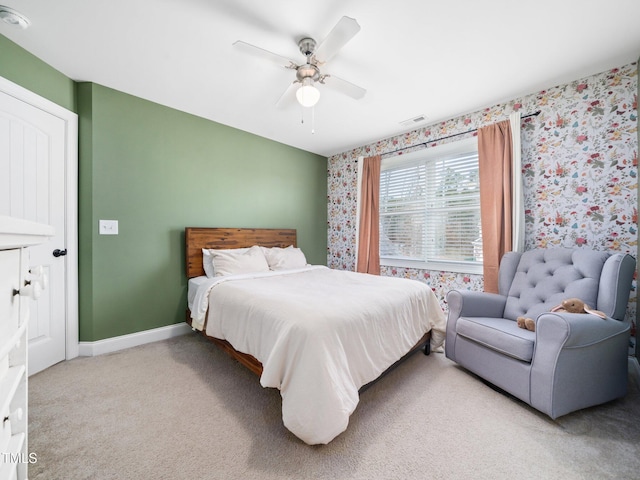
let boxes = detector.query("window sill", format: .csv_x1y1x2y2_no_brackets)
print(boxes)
380,257,483,275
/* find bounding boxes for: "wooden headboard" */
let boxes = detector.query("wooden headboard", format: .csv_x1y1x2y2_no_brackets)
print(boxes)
185,227,297,278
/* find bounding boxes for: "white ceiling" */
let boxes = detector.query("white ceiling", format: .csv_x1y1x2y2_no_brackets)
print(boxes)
2,0,639,157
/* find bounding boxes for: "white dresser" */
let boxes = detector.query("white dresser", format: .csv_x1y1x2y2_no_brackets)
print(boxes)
0,217,53,480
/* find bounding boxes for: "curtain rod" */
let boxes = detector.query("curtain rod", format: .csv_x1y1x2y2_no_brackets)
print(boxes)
380,110,541,159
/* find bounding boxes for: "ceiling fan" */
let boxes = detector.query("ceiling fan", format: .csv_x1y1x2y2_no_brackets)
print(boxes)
233,16,366,109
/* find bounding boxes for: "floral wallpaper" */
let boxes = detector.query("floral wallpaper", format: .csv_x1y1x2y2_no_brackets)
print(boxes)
327,62,638,327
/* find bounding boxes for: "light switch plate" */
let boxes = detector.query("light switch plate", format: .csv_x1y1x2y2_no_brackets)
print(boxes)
99,220,118,235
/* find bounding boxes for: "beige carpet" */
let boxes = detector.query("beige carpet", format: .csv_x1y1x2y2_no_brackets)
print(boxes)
28,333,640,480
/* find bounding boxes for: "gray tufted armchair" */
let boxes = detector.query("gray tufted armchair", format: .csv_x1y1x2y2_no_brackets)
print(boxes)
445,247,635,419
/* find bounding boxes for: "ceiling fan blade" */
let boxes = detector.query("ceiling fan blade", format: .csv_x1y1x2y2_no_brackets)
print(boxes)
275,81,299,109
322,75,366,100
314,16,361,64
233,40,296,68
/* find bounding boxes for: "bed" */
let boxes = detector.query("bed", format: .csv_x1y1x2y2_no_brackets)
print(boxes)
185,227,446,444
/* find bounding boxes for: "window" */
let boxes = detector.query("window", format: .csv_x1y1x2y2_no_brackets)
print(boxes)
379,137,482,274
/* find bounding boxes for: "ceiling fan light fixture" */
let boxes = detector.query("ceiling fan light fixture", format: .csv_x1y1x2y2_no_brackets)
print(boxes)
296,78,320,108
0,6,30,29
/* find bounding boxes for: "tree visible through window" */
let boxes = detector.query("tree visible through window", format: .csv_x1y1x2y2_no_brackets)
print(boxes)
379,138,482,273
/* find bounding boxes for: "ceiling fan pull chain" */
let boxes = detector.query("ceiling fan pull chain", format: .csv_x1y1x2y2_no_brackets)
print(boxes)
297,91,316,134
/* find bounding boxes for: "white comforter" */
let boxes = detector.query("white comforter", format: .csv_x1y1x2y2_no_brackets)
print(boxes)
191,266,445,444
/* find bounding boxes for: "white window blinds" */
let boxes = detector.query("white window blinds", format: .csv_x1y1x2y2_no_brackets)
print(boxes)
380,137,482,273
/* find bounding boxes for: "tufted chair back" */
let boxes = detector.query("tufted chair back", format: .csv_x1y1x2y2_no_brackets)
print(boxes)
499,248,633,322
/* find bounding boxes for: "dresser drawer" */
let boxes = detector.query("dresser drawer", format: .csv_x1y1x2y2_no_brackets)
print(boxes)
0,250,21,347
0,432,23,480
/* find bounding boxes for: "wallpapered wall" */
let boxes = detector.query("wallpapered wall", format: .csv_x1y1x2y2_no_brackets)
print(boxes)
327,62,638,323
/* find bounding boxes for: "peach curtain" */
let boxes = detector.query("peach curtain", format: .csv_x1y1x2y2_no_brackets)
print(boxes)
356,155,381,275
478,120,513,293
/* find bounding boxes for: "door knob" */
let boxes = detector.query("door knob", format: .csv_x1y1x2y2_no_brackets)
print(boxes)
53,249,67,257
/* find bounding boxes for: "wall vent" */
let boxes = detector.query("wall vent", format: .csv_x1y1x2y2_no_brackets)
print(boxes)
399,114,428,128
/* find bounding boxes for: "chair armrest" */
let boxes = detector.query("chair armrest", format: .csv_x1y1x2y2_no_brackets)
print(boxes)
446,290,507,319
535,312,630,349
445,290,507,362
530,312,630,418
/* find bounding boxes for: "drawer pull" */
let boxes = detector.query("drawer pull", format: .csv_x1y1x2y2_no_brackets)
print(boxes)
9,408,23,423
16,265,48,299
27,265,47,289
19,282,42,299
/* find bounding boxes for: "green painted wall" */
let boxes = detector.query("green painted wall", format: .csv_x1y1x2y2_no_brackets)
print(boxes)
78,83,327,341
0,35,75,112
1,34,328,342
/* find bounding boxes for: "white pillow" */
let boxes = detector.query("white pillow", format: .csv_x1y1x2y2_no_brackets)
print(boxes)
262,245,308,270
202,248,215,277
202,247,249,277
211,245,270,277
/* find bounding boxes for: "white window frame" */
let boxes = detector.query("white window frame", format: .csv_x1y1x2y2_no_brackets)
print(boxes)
380,137,482,274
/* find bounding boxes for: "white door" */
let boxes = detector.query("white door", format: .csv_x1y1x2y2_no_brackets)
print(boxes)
0,77,78,375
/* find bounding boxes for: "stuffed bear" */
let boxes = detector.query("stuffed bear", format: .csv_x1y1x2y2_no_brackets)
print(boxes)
516,316,536,331
516,297,606,332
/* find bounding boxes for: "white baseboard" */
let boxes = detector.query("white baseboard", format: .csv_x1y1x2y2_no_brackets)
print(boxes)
78,323,192,357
